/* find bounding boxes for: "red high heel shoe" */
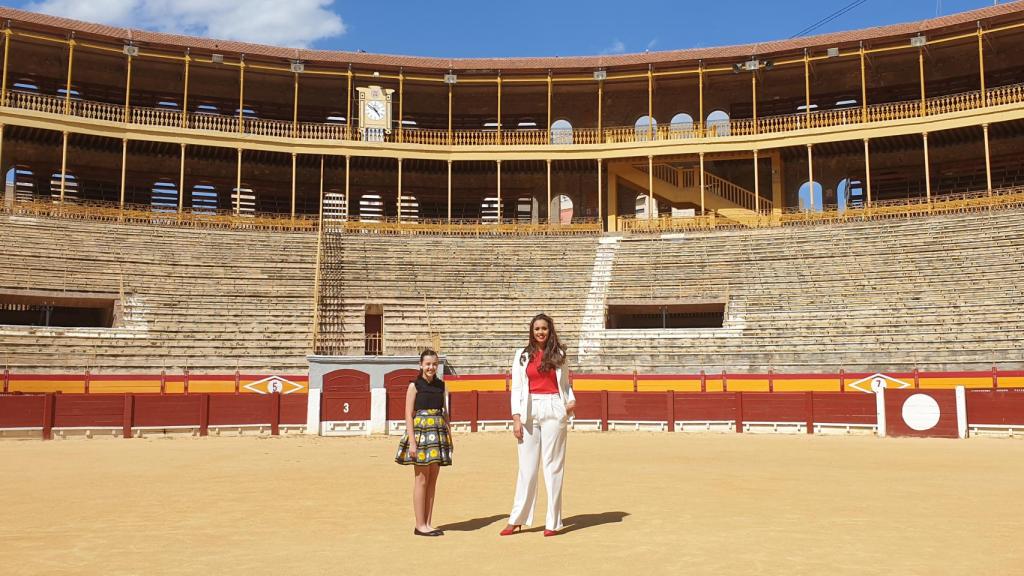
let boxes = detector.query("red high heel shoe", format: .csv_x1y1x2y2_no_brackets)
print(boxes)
543,529,559,537
499,525,521,536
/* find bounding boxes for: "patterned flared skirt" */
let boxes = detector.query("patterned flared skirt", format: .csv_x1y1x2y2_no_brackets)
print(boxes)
395,409,453,466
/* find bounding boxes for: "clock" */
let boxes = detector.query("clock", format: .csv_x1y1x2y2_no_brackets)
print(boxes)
356,85,395,133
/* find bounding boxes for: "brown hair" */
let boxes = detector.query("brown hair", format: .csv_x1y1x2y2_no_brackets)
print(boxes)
525,313,566,372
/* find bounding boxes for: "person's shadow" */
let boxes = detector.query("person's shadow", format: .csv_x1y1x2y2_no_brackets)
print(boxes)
438,511,629,534
436,514,507,532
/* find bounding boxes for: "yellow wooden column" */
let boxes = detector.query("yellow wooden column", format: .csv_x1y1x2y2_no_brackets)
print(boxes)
59,131,69,202
346,66,353,140
698,62,705,137
447,81,453,145
496,160,502,221
803,51,811,127
859,45,867,123
496,74,502,144
344,155,351,220
123,52,133,122
546,159,552,222
918,47,926,117
753,149,760,214
234,148,242,215
597,77,604,138
647,65,654,140
983,124,992,196
770,150,783,218
398,70,404,143
178,143,186,214
64,38,75,114
446,159,452,222
290,152,297,220
923,132,931,204
119,138,128,210
1,29,11,105
751,72,758,134
292,71,300,137
597,159,603,227
608,165,618,231
181,52,190,128
238,57,246,133
978,27,987,106
806,144,814,211
397,158,403,222
647,155,655,218
699,152,706,215
546,71,552,140
863,138,872,208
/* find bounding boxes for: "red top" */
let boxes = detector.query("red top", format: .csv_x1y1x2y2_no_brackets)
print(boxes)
527,352,559,394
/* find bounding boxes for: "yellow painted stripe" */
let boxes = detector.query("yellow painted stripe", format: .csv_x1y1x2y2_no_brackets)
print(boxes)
772,378,842,392
726,379,770,392
999,376,1024,388
919,377,993,389
638,379,702,392
9,380,85,393
447,378,505,392
573,378,633,392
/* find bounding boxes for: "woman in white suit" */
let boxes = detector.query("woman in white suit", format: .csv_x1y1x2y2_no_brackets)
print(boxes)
500,313,576,537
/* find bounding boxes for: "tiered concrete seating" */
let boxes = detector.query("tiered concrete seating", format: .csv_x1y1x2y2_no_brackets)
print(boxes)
0,215,316,372
592,209,1024,373
317,232,599,374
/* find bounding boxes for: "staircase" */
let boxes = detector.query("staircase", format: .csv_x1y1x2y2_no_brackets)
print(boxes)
614,162,771,224
576,236,621,364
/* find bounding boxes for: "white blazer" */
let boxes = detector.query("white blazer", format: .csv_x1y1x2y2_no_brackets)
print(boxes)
509,347,576,420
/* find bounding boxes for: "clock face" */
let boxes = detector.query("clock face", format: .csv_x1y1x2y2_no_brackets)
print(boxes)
365,101,385,121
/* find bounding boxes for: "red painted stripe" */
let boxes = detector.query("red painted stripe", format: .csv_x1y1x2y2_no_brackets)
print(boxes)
447,373,506,380
8,373,308,381
574,373,637,380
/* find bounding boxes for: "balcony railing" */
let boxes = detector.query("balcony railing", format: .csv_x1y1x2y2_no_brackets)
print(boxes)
619,185,1024,233
3,82,1023,147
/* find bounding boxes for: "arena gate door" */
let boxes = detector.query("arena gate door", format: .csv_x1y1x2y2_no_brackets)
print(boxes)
320,369,372,436
384,369,421,435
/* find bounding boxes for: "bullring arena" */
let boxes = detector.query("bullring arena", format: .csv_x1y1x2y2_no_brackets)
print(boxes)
2,2,1024,574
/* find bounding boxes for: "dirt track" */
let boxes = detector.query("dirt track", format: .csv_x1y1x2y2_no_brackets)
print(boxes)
2,432,1022,575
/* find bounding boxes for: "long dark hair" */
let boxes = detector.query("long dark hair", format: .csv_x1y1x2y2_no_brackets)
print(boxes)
524,313,566,372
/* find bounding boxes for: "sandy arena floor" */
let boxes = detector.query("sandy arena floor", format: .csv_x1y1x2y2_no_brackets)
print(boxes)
2,432,1022,576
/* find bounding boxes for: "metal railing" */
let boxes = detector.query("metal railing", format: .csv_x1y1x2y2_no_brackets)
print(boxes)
4,81,1022,147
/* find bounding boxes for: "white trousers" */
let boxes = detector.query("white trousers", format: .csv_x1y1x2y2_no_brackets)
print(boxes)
508,394,568,531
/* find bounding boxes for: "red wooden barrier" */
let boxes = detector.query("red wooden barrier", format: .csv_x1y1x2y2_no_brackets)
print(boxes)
741,393,807,424
0,394,46,428
600,390,609,431
279,394,308,425
811,393,877,426
271,392,281,435
54,394,124,428
674,392,737,422
133,394,204,428
885,389,958,438
735,392,743,432
607,391,668,422
476,391,511,422
805,392,814,434
666,391,675,432
199,394,210,436
469,390,479,432
123,394,134,439
965,389,1024,426
42,393,55,440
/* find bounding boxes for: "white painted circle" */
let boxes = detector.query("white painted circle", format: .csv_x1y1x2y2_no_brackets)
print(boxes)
902,394,941,431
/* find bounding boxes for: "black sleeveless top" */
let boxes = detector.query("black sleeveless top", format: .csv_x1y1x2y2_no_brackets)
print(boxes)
413,376,446,411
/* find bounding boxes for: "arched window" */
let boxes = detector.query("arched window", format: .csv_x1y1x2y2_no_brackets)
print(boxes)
157,99,180,110
56,86,81,100
11,78,39,93
798,181,823,212
517,119,538,129
151,179,179,213
195,103,220,115
706,110,730,136
6,165,36,203
49,170,79,203
550,119,573,145
481,197,502,223
399,193,419,223
553,194,573,224
231,184,256,216
634,116,657,141
190,183,218,215
669,113,695,139
326,113,347,124
234,106,258,119
358,193,383,222
516,196,538,223
635,194,657,219
837,178,864,211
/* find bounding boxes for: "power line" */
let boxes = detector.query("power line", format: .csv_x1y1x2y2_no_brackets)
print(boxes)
790,0,870,39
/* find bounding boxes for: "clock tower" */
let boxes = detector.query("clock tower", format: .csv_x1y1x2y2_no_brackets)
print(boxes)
356,85,395,142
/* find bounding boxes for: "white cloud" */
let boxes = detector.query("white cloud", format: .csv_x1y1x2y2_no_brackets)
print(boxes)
601,39,625,54
26,0,346,48
646,37,658,51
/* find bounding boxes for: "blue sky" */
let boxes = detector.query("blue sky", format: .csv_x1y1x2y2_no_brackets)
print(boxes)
15,0,1005,57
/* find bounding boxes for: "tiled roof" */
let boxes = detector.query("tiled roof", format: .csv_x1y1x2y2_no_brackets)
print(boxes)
1,2,1022,72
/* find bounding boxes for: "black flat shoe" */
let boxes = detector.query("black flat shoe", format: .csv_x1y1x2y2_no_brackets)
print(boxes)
414,529,444,537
